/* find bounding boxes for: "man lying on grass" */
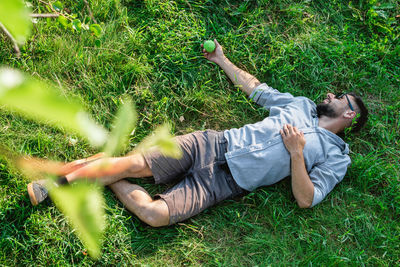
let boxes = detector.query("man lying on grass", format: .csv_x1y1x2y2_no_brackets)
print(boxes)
28,39,368,227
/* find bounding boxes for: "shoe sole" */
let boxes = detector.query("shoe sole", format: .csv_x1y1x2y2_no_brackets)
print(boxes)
27,183,38,206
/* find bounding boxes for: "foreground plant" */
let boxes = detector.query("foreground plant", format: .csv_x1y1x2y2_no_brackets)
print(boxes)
0,0,181,258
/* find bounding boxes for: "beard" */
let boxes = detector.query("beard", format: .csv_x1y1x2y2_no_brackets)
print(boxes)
316,103,340,118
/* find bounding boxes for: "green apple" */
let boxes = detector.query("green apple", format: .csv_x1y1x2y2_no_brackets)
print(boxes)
204,40,216,53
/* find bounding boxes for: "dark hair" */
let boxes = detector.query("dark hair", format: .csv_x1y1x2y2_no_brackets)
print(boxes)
347,92,368,133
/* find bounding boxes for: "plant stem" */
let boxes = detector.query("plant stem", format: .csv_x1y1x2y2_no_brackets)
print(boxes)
30,14,60,18
83,0,98,24
0,22,21,58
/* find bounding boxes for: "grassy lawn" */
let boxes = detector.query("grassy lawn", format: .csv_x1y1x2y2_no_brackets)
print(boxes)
1,0,399,265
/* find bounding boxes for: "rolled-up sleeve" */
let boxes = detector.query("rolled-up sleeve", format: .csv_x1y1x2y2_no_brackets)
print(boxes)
309,154,351,207
249,83,295,110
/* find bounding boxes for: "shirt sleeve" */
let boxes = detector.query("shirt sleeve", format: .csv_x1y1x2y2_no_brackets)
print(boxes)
308,153,351,207
249,83,295,110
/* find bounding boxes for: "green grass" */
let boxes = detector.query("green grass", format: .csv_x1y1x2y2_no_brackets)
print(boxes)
1,0,399,265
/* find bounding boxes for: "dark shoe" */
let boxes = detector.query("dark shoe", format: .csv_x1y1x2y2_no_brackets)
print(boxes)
27,180,49,206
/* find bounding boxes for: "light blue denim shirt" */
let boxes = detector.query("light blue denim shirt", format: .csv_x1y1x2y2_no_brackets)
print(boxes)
224,83,351,207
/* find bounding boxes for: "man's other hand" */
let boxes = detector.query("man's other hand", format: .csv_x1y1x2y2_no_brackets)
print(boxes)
201,39,225,65
280,124,306,155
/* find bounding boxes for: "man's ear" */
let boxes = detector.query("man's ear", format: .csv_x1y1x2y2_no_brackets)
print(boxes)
343,110,357,119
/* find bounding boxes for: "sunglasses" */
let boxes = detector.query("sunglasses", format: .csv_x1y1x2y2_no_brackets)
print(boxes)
335,93,354,111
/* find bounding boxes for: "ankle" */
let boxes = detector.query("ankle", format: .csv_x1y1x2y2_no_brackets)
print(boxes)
57,176,69,185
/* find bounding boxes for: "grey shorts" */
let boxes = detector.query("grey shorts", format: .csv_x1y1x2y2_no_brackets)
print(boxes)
143,130,246,225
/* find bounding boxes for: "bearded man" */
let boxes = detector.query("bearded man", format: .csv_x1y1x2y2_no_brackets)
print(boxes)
28,40,368,227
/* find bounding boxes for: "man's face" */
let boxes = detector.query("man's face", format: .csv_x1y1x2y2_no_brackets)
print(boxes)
317,93,354,118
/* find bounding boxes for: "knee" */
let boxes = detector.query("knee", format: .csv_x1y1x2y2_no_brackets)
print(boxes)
145,217,168,228
140,201,169,227
127,154,152,177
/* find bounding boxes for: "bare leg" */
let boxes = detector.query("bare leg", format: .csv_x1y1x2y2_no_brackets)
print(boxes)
62,154,169,226
57,152,106,176
65,153,152,185
109,180,169,227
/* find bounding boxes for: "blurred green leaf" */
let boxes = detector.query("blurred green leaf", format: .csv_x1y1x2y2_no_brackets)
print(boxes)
57,15,69,28
0,68,107,147
52,1,64,12
95,39,101,47
135,124,182,159
103,98,137,156
0,0,32,44
72,19,82,32
89,24,102,37
48,181,105,259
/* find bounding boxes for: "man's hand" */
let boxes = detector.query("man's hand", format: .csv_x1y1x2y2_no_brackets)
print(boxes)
280,124,313,208
201,39,225,65
280,124,306,155
201,39,260,96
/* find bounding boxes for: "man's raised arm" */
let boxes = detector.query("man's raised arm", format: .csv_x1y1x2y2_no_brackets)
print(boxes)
202,39,260,96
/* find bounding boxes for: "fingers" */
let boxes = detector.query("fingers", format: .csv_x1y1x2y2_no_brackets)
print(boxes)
280,125,288,136
289,124,296,134
282,124,291,135
292,126,300,134
288,124,293,134
201,44,209,58
201,39,220,55
280,124,303,136
292,125,303,136
280,125,288,137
